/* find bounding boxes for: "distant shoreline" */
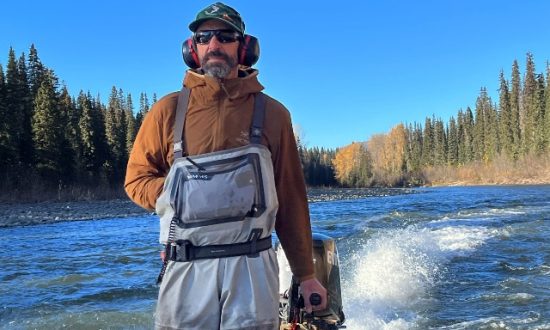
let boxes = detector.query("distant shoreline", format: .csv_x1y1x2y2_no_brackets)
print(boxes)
426,178,550,187
2,184,549,228
1,187,416,228
0,199,149,228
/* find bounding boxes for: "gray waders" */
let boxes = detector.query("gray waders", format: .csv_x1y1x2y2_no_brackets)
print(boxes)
154,88,280,330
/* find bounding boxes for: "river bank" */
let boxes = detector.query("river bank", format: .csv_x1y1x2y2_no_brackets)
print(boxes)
0,199,148,228
0,187,415,228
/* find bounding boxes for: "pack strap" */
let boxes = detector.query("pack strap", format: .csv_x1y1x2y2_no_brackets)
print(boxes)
250,93,266,144
173,88,267,159
174,87,190,159
165,234,272,262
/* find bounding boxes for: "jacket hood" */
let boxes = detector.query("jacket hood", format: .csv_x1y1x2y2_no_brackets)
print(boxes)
184,68,264,102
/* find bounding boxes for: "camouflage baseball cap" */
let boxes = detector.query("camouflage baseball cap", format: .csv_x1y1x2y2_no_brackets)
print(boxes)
189,2,245,35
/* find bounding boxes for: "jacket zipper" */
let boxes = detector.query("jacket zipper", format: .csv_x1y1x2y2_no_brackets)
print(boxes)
215,79,232,149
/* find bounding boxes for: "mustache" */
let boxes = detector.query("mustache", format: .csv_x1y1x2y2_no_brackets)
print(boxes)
203,50,232,63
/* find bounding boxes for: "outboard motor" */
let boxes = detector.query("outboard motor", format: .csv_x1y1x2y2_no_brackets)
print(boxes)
277,233,345,330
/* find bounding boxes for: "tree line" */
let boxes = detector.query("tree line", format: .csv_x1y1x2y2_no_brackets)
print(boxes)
331,53,550,187
0,45,156,200
1,45,548,200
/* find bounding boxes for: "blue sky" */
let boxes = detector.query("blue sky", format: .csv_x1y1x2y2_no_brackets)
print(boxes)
2,1,550,149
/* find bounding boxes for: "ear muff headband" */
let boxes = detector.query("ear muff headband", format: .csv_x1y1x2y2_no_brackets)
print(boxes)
181,34,260,69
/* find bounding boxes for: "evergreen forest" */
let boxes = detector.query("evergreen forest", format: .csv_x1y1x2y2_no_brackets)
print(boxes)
0,46,549,201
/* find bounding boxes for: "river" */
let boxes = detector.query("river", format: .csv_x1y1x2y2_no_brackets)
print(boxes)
1,185,549,329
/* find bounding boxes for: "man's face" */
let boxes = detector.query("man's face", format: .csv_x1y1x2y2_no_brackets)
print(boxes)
194,20,240,79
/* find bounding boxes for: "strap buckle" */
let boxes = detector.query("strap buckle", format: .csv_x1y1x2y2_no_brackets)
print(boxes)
175,239,193,261
247,228,263,258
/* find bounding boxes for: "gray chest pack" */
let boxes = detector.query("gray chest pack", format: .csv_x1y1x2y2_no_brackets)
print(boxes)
155,87,279,284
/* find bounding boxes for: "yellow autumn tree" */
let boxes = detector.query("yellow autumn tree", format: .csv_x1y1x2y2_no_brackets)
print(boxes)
332,142,371,186
367,124,407,186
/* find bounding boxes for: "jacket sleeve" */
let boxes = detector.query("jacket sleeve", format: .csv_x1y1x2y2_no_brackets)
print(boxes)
124,101,172,211
271,104,315,282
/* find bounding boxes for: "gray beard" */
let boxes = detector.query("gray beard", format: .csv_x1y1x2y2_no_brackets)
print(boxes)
201,51,237,79
203,62,233,79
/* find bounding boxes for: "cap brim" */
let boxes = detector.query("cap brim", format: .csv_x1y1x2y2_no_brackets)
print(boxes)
189,18,242,34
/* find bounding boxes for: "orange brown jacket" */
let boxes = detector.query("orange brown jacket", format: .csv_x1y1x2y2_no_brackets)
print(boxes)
124,69,314,281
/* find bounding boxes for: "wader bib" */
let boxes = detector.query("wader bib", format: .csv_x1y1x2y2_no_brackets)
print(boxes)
154,88,280,330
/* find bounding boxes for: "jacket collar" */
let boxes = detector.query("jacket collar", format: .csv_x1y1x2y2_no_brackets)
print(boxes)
184,68,264,102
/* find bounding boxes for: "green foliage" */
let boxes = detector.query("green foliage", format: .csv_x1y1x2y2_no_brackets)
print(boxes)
0,64,10,171
126,93,136,156
32,71,64,182
447,117,458,165
17,52,34,166
433,117,446,166
421,117,434,166
0,45,157,197
300,146,338,186
522,52,538,154
2,44,550,196
510,60,522,158
534,74,547,154
498,71,515,159
3,48,26,168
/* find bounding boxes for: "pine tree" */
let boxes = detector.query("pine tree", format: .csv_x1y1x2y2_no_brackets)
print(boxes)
116,88,128,171
137,92,150,130
433,117,446,166
421,117,434,166
510,60,522,157
105,87,119,175
105,87,128,182
0,64,9,171
4,48,23,166
522,52,537,154
28,44,46,98
411,122,423,172
464,107,475,163
534,73,546,153
32,71,64,183
92,94,109,178
485,101,499,161
498,71,514,159
58,86,78,181
473,88,487,161
447,117,458,165
77,91,98,175
125,93,136,156
17,52,34,166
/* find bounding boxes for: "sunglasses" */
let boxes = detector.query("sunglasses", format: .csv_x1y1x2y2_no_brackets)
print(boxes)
194,30,241,45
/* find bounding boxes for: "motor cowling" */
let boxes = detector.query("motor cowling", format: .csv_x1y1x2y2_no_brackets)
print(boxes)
277,233,345,329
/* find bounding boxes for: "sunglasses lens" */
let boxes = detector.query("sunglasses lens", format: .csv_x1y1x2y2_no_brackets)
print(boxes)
216,31,239,43
194,30,239,44
194,31,214,44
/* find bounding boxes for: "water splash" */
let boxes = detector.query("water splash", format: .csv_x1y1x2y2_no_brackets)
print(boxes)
341,225,498,329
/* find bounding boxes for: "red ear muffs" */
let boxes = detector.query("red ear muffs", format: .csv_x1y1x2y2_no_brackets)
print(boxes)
238,34,260,67
181,34,260,69
182,38,201,69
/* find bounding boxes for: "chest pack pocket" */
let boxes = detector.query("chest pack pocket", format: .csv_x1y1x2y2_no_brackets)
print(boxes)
169,153,267,228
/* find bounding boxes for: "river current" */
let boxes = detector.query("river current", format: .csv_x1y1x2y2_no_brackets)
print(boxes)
1,185,549,329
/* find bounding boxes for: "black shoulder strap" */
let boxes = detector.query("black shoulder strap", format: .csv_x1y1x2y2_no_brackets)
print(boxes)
250,93,266,145
173,87,190,159
173,89,265,158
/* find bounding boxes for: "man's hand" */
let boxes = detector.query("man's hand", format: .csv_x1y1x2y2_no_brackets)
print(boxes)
300,277,327,313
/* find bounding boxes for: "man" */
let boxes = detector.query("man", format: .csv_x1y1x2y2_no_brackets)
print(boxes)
125,2,326,329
